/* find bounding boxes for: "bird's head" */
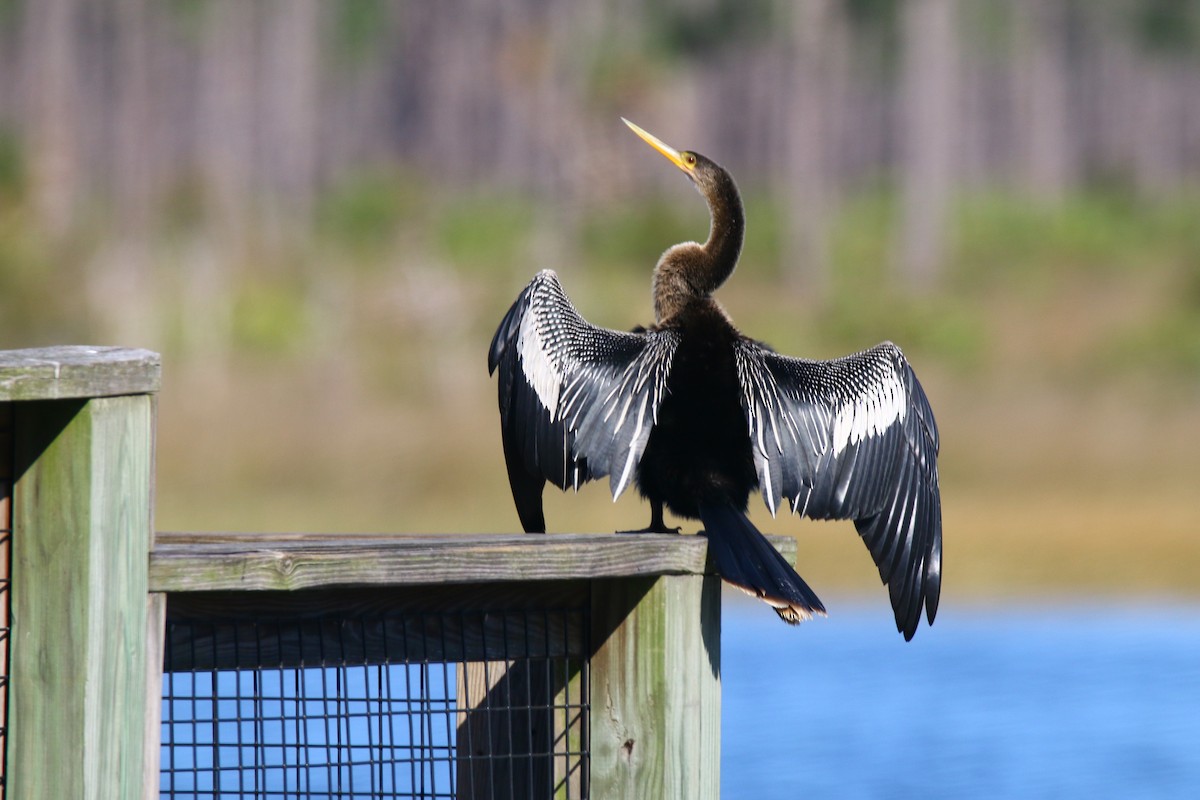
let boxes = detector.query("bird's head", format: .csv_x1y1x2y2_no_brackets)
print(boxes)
622,118,728,199
622,118,745,321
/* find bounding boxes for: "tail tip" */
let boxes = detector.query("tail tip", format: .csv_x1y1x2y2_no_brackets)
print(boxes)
773,601,828,625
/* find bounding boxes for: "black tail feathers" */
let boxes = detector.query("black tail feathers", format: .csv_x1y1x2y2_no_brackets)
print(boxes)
698,503,826,624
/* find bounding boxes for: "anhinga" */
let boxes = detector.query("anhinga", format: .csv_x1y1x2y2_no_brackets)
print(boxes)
488,120,941,640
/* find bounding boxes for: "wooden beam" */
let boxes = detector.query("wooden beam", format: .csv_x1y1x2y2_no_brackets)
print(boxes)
8,395,156,799
455,659,564,800
0,346,160,402
143,593,166,800
149,532,798,593
0,403,11,793
162,583,590,671
588,574,721,800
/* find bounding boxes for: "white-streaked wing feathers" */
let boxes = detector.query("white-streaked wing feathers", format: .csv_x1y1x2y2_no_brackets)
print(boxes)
734,340,942,639
489,270,678,498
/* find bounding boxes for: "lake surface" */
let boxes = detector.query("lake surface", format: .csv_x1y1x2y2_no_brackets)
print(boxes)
721,598,1200,799
160,598,1200,798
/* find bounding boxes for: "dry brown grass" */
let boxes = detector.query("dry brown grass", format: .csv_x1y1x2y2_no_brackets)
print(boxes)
153,332,1200,602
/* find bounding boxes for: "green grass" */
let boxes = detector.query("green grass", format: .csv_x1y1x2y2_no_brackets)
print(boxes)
436,191,538,271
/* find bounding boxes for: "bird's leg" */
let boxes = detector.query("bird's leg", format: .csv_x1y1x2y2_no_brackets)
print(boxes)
618,500,681,534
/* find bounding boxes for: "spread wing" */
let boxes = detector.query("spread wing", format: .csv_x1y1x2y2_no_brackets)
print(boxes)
488,270,679,530
734,339,942,640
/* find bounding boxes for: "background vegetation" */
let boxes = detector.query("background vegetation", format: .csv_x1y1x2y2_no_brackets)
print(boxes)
0,0,1197,604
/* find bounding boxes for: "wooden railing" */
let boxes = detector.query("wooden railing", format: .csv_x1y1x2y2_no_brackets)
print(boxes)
0,346,797,800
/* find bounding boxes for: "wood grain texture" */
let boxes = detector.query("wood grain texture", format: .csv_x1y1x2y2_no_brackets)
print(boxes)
149,532,798,593
9,396,156,799
143,593,166,800
0,402,10,793
0,346,160,401
588,574,722,800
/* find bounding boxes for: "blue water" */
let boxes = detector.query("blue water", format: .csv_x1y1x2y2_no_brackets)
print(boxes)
721,597,1200,799
161,599,1200,798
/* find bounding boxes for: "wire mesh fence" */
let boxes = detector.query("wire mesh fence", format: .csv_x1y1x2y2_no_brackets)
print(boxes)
161,593,589,800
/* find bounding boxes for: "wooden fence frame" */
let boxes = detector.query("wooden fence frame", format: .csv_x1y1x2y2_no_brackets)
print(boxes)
0,346,797,800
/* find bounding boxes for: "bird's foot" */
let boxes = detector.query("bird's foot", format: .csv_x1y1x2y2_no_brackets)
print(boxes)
617,523,682,535
617,501,678,534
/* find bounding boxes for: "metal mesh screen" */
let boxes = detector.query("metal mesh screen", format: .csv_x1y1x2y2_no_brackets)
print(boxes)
161,599,588,800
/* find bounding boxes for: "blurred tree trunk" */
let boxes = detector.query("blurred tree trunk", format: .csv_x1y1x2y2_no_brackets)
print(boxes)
897,0,958,294
780,0,844,305
261,0,321,239
89,0,159,347
1091,13,1136,191
187,0,258,360
113,0,153,237
1011,0,1073,204
20,0,81,238
528,3,585,272
0,17,16,125
2,0,1199,289
1185,62,1200,186
420,0,497,188
1131,57,1185,201
200,0,256,249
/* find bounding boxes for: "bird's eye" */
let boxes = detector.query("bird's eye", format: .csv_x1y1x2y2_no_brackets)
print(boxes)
684,153,697,167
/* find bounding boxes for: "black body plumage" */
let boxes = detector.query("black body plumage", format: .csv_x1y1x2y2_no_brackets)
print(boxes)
488,123,941,639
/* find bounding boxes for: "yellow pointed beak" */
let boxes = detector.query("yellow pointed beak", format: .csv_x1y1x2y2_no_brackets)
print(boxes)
622,118,692,173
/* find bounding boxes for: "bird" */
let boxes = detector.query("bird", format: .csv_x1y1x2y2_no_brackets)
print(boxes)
488,119,941,640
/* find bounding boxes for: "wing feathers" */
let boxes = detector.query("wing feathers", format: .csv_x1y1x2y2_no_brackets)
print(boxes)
489,270,679,511
734,339,942,639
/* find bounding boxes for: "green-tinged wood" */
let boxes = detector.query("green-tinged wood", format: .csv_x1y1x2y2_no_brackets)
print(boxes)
149,531,797,593
9,395,156,799
0,403,10,792
0,346,160,402
144,593,166,800
589,574,721,800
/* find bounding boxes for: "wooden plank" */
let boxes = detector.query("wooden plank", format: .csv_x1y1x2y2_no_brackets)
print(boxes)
0,346,160,402
556,652,588,800
0,479,9,800
163,583,589,670
166,581,589,620
0,400,11,479
455,660,557,800
149,532,798,592
9,396,156,799
0,402,9,797
164,605,587,672
143,593,166,800
588,574,721,800
457,660,511,799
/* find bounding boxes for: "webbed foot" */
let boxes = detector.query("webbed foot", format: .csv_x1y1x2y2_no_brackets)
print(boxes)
617,501,680,534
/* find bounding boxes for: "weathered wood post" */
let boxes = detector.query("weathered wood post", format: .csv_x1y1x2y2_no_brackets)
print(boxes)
0,346,161,799
589,573,722,799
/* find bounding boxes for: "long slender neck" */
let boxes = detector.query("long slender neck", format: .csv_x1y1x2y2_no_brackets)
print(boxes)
653,170,744,323
699,173,744,288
